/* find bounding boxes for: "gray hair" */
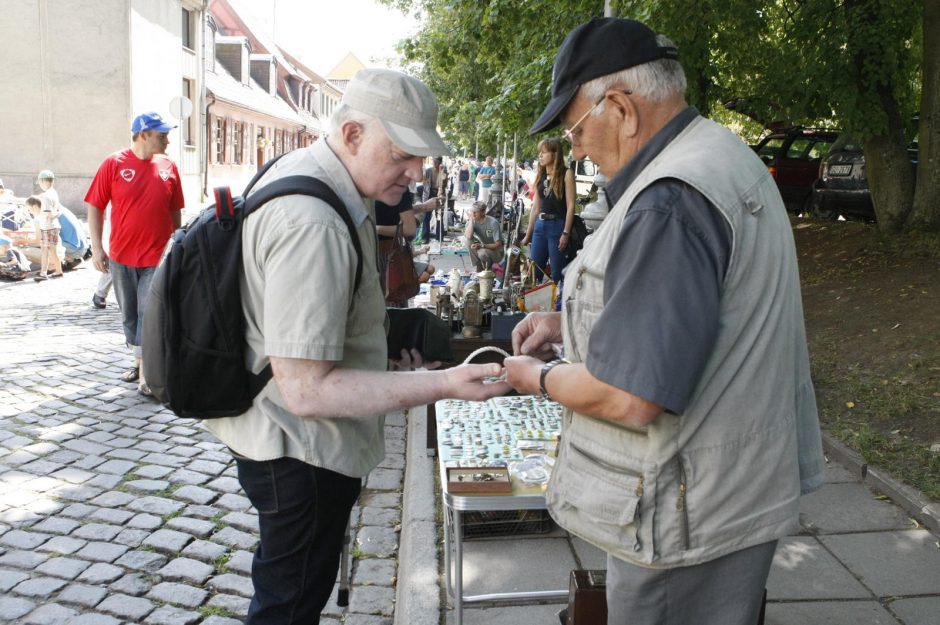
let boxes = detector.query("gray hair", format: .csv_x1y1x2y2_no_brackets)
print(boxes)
327,104,379,136
580,35,686,110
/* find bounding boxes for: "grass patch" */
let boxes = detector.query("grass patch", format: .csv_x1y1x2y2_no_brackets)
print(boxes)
213,552,232,574
199,605,238,619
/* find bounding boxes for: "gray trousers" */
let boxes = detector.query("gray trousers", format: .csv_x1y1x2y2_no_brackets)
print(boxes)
110,260,156,357
606,540,776,625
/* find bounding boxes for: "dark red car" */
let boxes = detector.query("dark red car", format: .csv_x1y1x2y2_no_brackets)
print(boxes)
752,128,839,212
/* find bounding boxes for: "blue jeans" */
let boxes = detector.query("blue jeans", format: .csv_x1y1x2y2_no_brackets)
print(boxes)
109,260,156,355
234,455,361,625
529,217,568,284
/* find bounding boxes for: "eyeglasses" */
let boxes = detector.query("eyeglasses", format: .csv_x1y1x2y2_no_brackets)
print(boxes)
562,90,632,145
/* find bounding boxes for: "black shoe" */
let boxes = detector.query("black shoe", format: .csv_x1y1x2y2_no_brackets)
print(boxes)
33,273,48,282
92,294,106,309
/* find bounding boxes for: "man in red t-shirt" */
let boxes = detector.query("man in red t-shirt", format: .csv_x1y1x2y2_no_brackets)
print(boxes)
85,111,185,396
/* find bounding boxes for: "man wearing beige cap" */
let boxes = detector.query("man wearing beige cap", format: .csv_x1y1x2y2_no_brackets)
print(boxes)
203,69,509,625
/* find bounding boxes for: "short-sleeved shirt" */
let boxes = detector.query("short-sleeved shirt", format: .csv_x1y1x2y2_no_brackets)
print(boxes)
84,148,184,267
375,190,414,241
204,140,388,478
586,108,732,414
470,215,503,246
478,165,495,188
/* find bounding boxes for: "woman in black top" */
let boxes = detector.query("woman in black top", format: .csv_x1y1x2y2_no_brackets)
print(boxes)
520,137,576,284
376,189,438,304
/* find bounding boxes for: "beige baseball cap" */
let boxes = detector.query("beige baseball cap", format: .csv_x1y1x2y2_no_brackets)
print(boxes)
342,68,450,157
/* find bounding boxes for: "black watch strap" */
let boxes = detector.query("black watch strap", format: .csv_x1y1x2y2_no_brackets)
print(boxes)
539,359,566,401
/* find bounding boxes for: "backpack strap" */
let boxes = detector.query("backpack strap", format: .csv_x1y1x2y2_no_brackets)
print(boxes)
243,175,364,292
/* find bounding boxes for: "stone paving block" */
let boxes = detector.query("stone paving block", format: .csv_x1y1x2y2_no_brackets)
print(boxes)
74,541,129,563
72,523,123,542
767,536,871,600
72,455,107,470
97,593,156,620
58,583,109,608
348,584,395,616
135,465,174,480
109,572,153,596
22,475,66,492
224,550,253,575
105,448,147,461
799,482,912,533
144,604,202,625
182,504,223,519
21,602,79,625
361,506,400,527
77,563,124,584
46,450,83,464
889,596,940,625
201,616,243,625
88,490,135,508
31,517,81,536
366,468,404,491
36,556,93,580
206,592,251,617
0,528,52,549
764,600,896,625
167,516,216,538
220,511,257,533
181,539,228,563
377,454,405,470
820,529,940,596
443,603,564,625
356,526,399,558
67,613,122,625
11,575,68,597
60,503,97,519
206,476,242,493
86,475,124,490
36,535,86,555
212,526,257,550
170,485,216,504
209,573,254,597
157,557,215,584
127,495,186,516
127,479,171,493
166,469,212,486
0,568,29,592
113,528,150,547
214,493,251,511
62,440,111,457
187,459,228,476
127,513,164,530
147,581,209,608
24,497,65,516
140,453,186,467
89,507,135,525
143,528,193,554
346,614,393,625
114,549,168,572
359,491,401,509
0,596,36,620
354,557,397,586
0,549,49,569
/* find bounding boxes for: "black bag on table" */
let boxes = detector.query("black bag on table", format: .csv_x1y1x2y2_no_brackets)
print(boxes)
386,308,454,363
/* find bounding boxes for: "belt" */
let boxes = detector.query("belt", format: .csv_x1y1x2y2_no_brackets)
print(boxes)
539,213,559,220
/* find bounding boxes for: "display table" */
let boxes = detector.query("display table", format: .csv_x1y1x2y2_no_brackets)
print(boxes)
435,397,567,625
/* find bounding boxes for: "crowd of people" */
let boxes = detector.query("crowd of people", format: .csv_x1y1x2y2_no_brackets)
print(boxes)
0,17,825,625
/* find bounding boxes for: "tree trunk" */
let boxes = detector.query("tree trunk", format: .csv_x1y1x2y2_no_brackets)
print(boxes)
864,130,915,233
909,0,940,231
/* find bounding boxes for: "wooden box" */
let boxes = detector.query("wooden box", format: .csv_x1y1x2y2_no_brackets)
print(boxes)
446,466,512,494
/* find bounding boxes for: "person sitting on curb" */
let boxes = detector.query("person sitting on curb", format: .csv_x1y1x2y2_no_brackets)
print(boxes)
0,234,30,281
465,201,504,271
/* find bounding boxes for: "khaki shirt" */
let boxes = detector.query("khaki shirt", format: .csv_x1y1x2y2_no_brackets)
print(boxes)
205,140,389,477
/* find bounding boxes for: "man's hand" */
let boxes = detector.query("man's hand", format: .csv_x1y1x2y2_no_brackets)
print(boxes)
443,363,512,401
91,247,109,273
503,355,544,396
389,348,441,371
512,312,562,359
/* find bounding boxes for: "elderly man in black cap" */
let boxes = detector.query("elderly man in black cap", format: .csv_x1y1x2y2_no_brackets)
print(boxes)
203,68,510,625
505,17,824,625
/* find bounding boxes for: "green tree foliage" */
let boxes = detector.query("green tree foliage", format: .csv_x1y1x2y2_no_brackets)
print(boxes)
384,0,935,232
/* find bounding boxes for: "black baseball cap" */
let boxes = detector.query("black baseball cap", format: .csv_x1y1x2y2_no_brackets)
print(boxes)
529,17,678,135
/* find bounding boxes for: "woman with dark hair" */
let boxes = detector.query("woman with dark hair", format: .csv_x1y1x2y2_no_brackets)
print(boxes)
520,137,576,284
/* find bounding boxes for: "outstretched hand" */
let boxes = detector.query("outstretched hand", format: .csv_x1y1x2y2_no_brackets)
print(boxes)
445,363,512,401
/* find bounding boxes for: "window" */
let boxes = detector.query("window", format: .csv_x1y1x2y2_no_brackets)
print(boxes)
181,79,194,146
182,8,194,50
232,121,242,165
807,140,833,161
213,117,224,163
786,138,812,159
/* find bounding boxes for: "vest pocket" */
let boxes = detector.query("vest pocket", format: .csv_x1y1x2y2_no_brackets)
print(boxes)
553,441,644,553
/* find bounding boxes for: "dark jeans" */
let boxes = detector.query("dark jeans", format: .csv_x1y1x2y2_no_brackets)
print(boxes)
234,455,361,625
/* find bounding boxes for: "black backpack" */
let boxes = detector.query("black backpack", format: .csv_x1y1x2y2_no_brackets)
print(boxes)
142,154,363,419
564,214,589,261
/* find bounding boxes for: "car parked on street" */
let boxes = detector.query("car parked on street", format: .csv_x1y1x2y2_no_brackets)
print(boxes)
752,127,839,212
812,132,919,221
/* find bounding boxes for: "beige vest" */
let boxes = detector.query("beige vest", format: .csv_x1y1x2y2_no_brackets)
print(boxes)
547,116,825,567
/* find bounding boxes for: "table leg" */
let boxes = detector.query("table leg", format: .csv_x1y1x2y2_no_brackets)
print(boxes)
443,504,454,600
426,403,438,457
454,508,463,625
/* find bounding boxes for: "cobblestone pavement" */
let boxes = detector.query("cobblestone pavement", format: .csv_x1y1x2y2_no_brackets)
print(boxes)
0,265,402,625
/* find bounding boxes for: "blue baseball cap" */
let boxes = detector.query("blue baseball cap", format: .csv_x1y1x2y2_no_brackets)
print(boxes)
132,112,176,134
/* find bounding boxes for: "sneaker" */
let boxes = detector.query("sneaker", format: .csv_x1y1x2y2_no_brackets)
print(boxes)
92,294,106,309
33,273,48,282
49,272,64,279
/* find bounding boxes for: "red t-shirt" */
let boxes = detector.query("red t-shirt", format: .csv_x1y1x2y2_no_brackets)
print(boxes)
84,148,185,267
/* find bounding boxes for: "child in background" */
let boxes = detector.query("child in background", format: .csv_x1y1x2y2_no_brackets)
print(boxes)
25,195,63,281
0,234,30,280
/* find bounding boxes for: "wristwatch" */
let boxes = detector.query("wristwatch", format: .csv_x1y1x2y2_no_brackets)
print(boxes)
562,231,570,236
539,358,567,401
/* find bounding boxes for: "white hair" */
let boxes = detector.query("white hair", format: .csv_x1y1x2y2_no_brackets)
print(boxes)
327,104,379,136
580,35,687,111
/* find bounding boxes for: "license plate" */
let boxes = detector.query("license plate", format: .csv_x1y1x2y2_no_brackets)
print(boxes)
828,164,853,176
